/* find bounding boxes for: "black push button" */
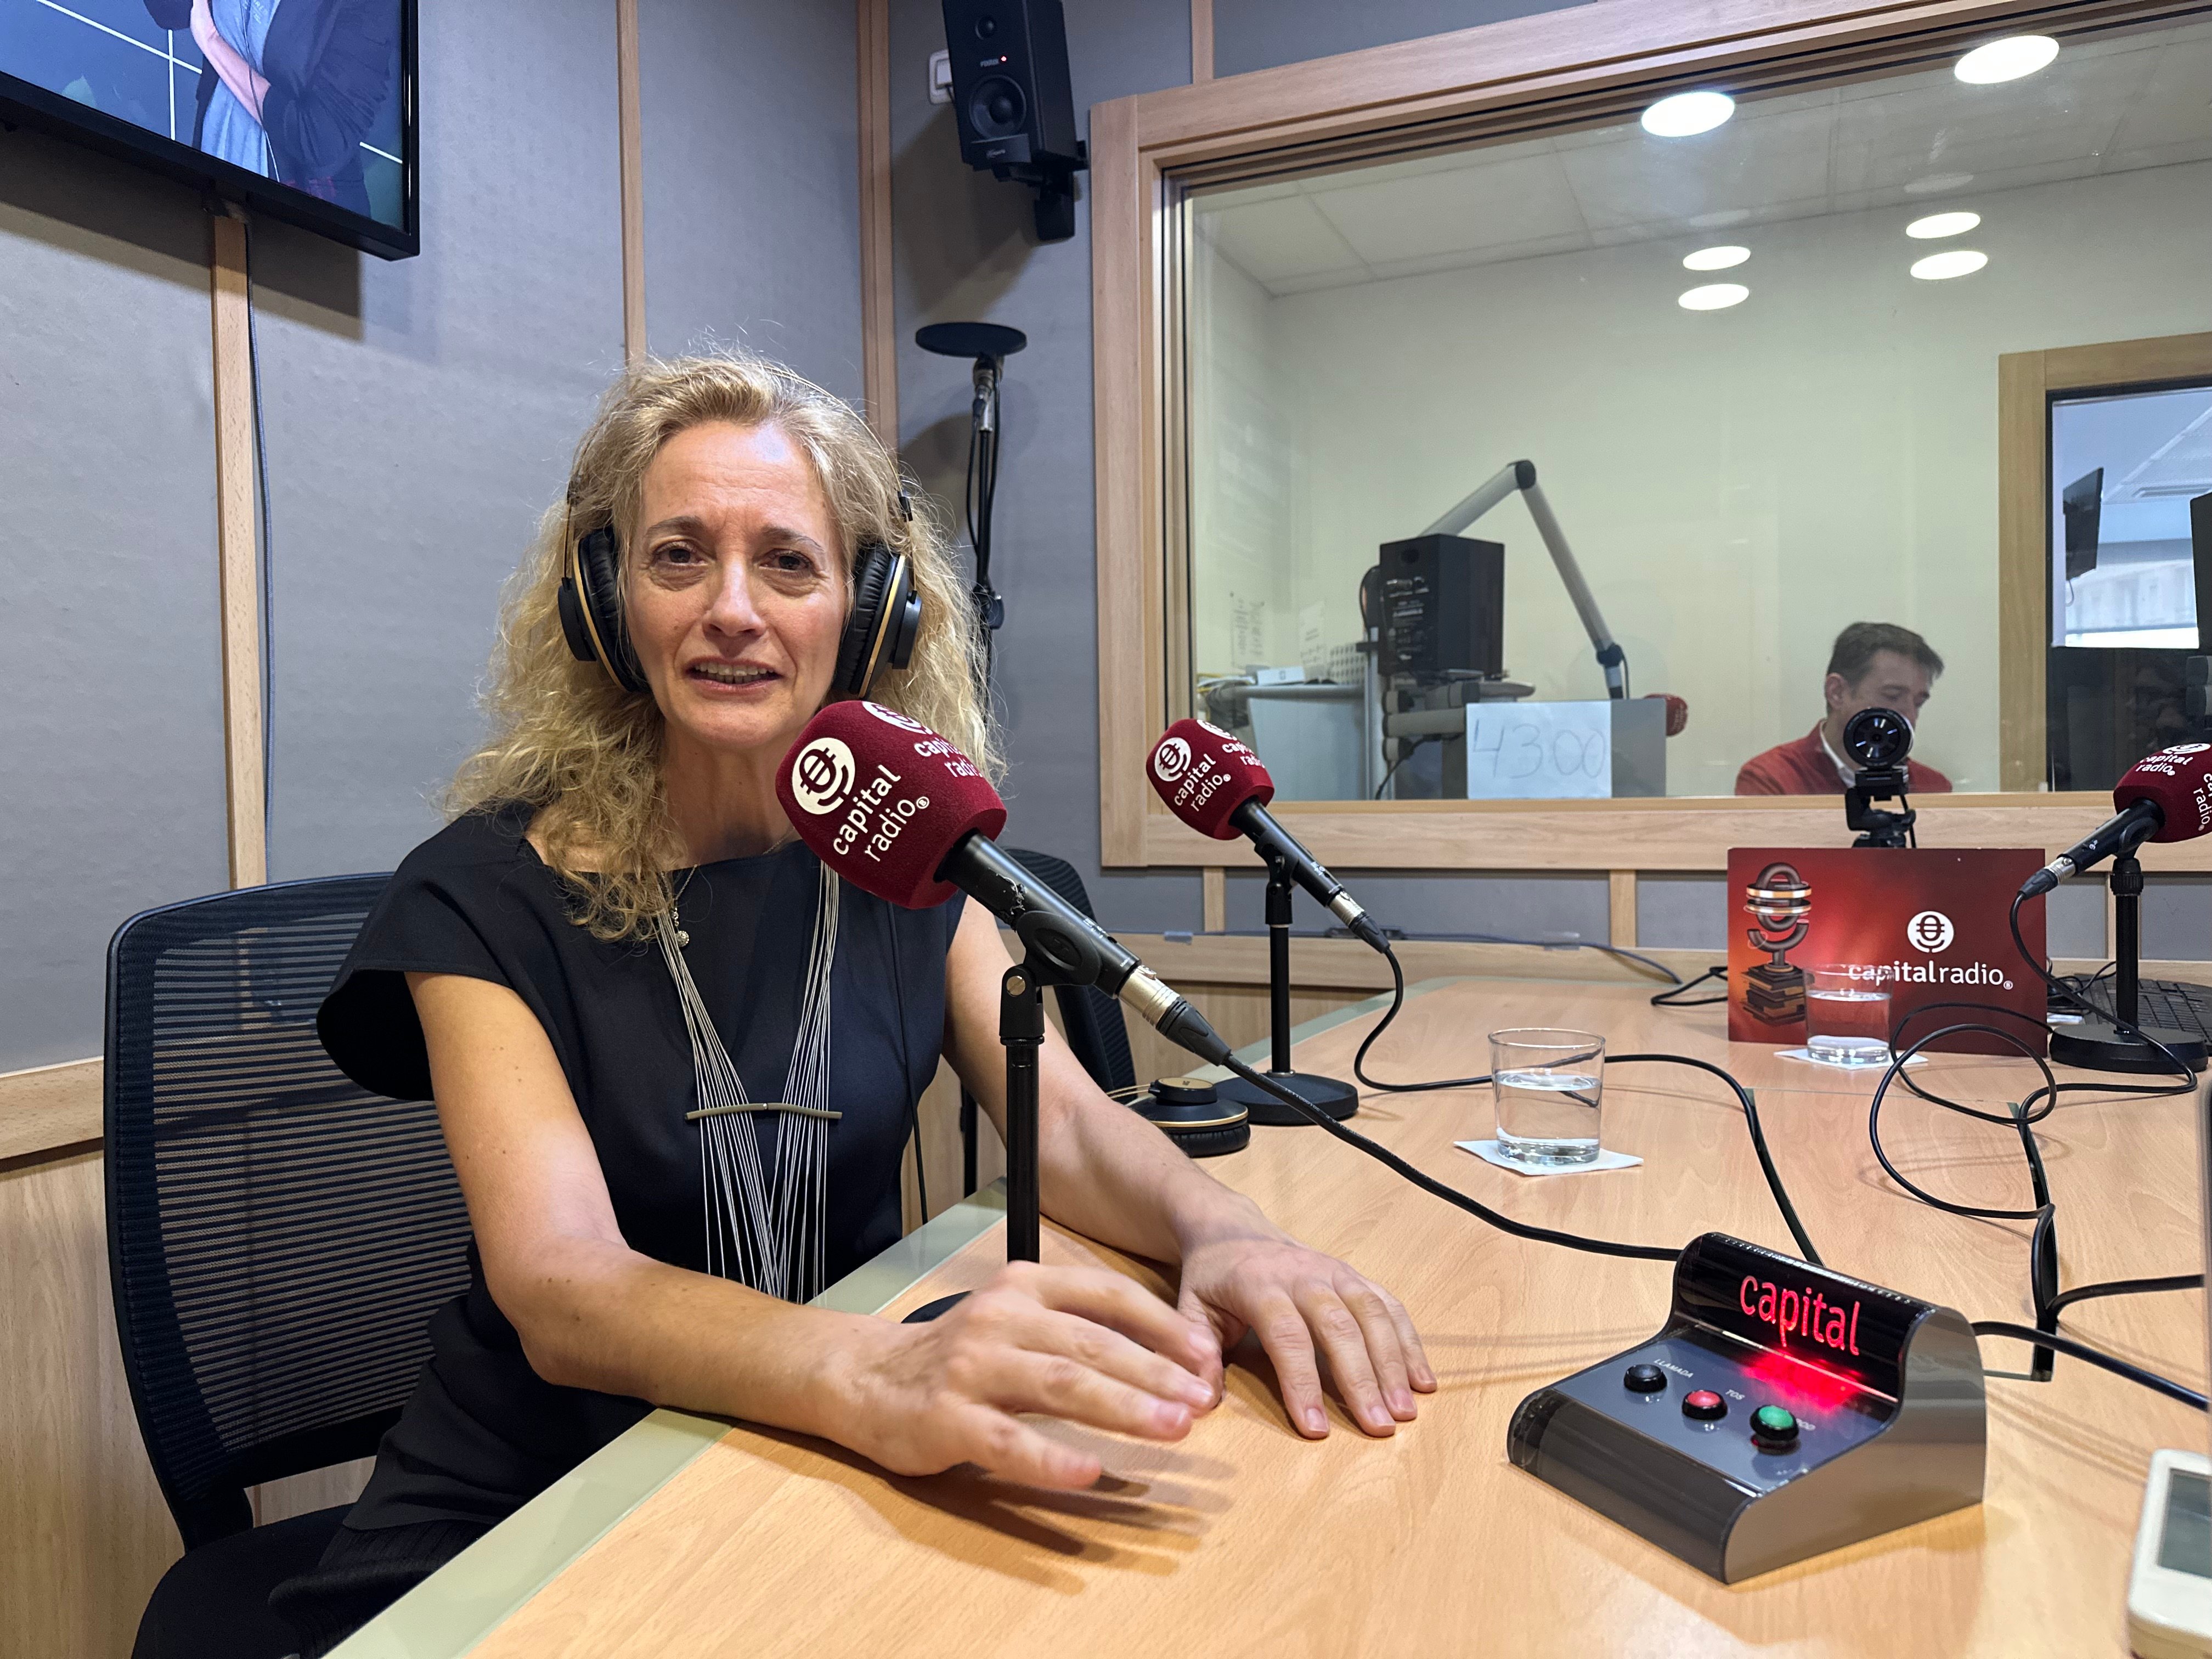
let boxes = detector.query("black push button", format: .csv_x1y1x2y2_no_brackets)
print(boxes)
1682,1389,1726,1420
1751,1404,1799,1449
1623,1364,1667,1393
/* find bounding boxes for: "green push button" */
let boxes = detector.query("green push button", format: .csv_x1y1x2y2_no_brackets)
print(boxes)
1751,1404,1799,1449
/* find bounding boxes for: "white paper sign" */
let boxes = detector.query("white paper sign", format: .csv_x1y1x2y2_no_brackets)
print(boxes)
1462,701,1613,800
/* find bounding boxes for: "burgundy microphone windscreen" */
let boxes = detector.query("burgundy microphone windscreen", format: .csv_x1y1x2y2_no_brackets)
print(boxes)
776,702,1007,906
1148,718,1274,840
1644,692,1689,737
2113,743,2212,843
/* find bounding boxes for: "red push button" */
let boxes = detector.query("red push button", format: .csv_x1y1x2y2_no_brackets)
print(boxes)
1682,1389,1726,1420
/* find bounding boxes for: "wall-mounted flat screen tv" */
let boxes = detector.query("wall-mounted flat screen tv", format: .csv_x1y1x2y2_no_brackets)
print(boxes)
1,0,416,259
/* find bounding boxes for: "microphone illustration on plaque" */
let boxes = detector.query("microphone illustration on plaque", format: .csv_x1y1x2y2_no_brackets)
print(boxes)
1742,863,1812,1027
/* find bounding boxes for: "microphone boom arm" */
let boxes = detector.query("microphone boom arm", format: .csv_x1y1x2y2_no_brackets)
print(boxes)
1421,459,1628,698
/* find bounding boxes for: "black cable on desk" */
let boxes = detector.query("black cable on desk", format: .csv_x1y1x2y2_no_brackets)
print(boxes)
1263,943,1821,1264
1863,950,2202,1407
1609,1051,1821,1267
1351,944,1487,1094
1970,1323,2207,1411
2045,1273,2202,1317
1651,966,1728,1007
1218,1053,1679,1263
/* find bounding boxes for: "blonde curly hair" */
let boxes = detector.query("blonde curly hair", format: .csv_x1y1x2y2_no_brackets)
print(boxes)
448,351,994,940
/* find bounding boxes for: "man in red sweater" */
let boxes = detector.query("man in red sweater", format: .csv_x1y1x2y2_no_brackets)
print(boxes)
1736,622,1954,795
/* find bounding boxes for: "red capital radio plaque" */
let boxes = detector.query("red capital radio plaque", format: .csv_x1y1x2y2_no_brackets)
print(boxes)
1724,848,2047,1056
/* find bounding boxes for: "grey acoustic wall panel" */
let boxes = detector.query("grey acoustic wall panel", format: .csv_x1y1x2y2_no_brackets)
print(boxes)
256,0,627,882
0,133,230,1071
891,0,1203,934
641,0,865,402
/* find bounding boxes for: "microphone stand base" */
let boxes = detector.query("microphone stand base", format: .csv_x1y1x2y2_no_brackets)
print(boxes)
2049,1019,2208,1075
1216,1070,1360,1126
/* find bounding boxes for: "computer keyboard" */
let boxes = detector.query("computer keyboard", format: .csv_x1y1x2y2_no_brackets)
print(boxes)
2134,980,2212,1041
2056,978,2212,1039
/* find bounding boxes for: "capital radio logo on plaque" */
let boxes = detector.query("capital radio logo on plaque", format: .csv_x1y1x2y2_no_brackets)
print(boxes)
1906,910,1955,953
1152,737,1192,783
862,701,929,734
789,737,857,815
1726,846,2046,1056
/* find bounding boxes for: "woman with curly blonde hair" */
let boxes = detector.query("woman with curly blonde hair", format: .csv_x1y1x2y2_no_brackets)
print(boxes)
277,353,1431,1655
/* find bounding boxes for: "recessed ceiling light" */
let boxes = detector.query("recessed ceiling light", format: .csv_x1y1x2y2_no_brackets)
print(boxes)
1906,211,1981,239
1910,249,1989,280
1683,245,1750,270
1643,91,1735,137
1904,172,1975,195
1955,36,2059,84
1679,282,1750,310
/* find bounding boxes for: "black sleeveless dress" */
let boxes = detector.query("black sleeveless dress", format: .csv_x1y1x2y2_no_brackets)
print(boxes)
274,803,961,1652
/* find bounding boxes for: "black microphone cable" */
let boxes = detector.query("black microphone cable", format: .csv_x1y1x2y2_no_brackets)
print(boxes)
1865,991,2203,1409
1216,1050,1677,1264
1336,942,1822,1265
1651,966,1728,1007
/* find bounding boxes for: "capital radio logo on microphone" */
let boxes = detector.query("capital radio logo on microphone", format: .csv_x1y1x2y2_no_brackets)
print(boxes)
2164,743,2211,755
1152,737,1192,783
789,737,857,815
1906,910,1955,953
862,701,929,734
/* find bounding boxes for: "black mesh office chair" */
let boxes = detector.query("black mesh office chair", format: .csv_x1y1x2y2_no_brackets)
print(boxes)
106,875,473,1659
957,849,1137,1193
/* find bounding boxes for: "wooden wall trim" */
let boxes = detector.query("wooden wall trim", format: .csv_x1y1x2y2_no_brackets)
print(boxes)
1607,871,1637,947
1190,0,1213,83
1996,347,2048,791
1091,92,1154,866
208,213,265,890
1092,0,2202,872
1137,791,2198,873
1124,0,2148,157
617,0,646,363
0,1059,102,1168
857,0,897,447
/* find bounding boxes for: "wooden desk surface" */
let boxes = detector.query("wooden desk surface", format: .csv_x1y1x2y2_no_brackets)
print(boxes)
341,977,2207,1658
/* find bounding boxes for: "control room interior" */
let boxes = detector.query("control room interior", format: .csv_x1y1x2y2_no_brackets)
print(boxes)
7,1,2212,1656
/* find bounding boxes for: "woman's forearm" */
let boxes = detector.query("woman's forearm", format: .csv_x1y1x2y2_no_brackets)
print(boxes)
1027,1048,1284,1267
498,1232,884,1440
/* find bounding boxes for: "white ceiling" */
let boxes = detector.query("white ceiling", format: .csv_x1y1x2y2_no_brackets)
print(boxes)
1194,19,2212,296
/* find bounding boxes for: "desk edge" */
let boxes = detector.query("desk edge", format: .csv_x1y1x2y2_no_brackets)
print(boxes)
326,1184,1012,1659
321,983,1448,1659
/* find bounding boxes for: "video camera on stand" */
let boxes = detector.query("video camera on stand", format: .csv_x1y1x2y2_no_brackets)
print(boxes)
1842,707,1917,849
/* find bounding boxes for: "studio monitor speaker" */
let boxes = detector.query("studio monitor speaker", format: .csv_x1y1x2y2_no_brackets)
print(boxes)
941,0,1086,238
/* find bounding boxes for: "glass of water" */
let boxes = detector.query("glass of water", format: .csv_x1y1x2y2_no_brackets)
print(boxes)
1804,965,1892,1067
1489,1029,1605,1165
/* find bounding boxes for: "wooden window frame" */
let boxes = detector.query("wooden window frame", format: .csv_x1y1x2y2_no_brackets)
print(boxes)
1998,331,2212,788
1091,0,2210,876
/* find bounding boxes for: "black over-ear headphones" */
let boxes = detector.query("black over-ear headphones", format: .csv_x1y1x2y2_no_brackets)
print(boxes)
557,495,924,701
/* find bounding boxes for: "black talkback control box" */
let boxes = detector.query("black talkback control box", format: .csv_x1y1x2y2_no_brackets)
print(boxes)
1508,1234,1985,1582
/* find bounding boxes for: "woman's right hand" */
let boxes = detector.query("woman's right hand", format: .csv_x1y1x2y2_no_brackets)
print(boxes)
825,1262,1223,1490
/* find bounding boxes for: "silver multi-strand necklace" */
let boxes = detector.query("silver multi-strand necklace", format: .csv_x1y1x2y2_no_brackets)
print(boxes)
653,861,840,1302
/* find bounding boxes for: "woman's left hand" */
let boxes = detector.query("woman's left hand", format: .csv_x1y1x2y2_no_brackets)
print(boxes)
1174,1228,1435,1439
